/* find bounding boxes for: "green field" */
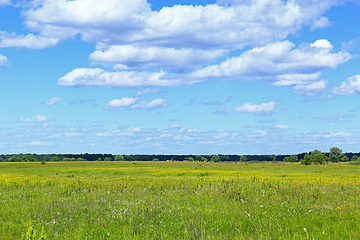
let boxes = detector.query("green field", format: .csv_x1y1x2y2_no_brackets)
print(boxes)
0,161,359,239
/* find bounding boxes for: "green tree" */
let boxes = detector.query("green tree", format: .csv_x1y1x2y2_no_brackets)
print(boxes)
104,157,112,161
211,155,220,162
283,155,298,162
329,147,344,163
201,156,208,162
114,155,124,161
96,157,103,161
341,155,349,162
11,156,21,162
51,156,60,162
22,154,36,162
313,152,328,165
185,157,194,161
239,155,247,162
141,155,149,161
196,155,202,162
152,158,159,161
301,154,312,165
351,155,358,162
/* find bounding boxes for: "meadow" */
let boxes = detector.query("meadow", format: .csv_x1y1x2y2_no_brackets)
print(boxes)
0,161,359,239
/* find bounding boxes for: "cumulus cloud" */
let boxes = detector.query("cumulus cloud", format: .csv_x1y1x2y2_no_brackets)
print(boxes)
58,68,200,88
332,75,360,95
19,116,53,123
107,97,169,110
42,97,64,106
310,16,332,31
23,0,335,50
216,101,279,115
0,31,59,49
90,45,225,71
107,97,139,108
191,40,352,86
293,80,328,96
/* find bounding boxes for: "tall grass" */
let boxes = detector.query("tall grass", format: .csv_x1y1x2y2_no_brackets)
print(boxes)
0,161,359,239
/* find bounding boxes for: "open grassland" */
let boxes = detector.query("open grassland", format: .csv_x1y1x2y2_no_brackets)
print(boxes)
0,161,359,239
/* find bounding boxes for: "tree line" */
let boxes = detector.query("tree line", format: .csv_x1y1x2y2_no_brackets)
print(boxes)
0,147,359,164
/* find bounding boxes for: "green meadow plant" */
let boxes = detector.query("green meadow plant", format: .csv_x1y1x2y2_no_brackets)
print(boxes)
0,161,359,239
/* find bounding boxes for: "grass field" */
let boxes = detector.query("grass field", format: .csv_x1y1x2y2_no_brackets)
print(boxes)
0,161,359,239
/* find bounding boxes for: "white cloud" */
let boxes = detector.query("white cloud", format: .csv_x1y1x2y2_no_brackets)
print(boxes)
314,132,352,138
0,31,59,49
90,45,225,71
42,97,64,106
135,88,162,97
200,97,232,106
216,101,279,115
191,40,352,86
19,116,52,123
332,75,360,95
29,141,53,146
234,101,279,113
0,0,12,6
310,16,332,31
131,98,169,109
169,124,181,129
274,124,290,129
293,80,328,96
23,0,336,50
58,68,200,88
108,97,138,108
107,97,169,110
310,39,333,49
0,54,8,68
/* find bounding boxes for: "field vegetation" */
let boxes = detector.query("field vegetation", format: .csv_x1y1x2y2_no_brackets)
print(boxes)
0,161,359,239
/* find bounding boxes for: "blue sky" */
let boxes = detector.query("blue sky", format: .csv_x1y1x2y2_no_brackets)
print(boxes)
1,0,360,155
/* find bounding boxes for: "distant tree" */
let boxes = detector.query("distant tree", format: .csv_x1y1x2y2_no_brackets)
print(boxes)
104,157,112,161
141,155,149,161
125,155,136,161
220,156,230,162
301,154,312,165
152,158,159,161
201,156,208,162
341,155,349,162
22,154,36,162
11,156,21,162
211,155,220,162
51,156,60,162
96,157,103,161
329,147,344,163
312,152,328,165
351,155,359,162
283,155,298,162
77,157,86,161
196,155,202,162
114,155,124,161
239,156,247,162
185,157,194,161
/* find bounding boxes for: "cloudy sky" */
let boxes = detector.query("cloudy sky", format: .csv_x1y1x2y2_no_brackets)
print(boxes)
1,0,360,155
